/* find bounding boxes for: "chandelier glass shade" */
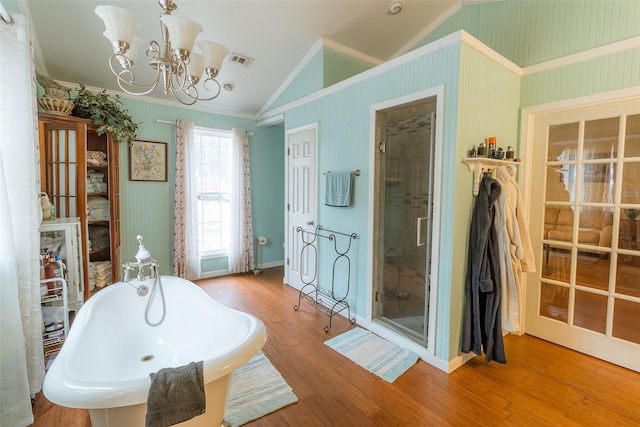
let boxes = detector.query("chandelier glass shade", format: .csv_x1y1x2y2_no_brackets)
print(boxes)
95,1,231,105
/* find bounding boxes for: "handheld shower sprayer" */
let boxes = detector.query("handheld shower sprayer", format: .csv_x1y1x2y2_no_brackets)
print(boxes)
123,235,166,326
135,235,152,263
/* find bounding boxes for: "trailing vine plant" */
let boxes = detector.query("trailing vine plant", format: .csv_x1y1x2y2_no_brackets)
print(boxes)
72,84,138,145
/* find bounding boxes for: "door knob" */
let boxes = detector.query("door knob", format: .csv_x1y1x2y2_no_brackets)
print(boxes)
306,220,315,226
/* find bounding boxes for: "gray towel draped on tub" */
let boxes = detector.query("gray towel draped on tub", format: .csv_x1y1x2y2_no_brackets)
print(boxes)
324,171,352,207
146,360,206,427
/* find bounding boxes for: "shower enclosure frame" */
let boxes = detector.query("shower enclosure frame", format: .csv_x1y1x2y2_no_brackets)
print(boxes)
365,87,444,362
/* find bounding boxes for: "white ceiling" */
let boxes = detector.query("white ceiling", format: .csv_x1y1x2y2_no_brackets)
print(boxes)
20,0,462,118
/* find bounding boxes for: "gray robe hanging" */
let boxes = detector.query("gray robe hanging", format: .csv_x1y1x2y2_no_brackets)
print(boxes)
461,174,506,364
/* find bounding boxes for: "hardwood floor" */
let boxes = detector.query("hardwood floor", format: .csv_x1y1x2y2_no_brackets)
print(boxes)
31,266,640,426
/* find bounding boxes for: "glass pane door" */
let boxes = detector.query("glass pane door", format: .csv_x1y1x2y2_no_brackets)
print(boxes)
374,98,436,347
527,100,640,372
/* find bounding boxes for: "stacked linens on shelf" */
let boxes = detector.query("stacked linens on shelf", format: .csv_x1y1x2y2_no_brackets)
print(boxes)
87,169,108,193
88,261,112,289
86,150,107,167
87,196,110,221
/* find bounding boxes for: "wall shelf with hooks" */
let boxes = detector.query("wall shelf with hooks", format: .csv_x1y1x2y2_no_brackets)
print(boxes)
463,158,521,196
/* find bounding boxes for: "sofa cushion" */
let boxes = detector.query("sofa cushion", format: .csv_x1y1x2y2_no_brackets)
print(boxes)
557,209,574,226
547,228,601,244
579,209,606,229
545,207,560,225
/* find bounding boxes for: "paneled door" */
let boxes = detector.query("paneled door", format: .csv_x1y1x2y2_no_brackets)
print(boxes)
285,124,317,290
525,97,640,372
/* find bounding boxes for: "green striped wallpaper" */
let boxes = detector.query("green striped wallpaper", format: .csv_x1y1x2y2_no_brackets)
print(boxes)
118,98,284,276
415,0,640,68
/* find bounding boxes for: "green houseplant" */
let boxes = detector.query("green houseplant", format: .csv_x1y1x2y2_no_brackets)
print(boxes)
72,84,138,145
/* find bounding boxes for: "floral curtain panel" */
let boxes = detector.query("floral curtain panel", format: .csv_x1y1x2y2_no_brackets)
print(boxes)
228,128,254,273
173,120,201,280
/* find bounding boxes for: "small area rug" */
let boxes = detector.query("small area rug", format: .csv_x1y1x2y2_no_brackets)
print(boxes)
223,351,298,427
324,327,419,383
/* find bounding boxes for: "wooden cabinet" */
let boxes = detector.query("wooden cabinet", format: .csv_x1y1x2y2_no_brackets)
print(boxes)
38,113,120,301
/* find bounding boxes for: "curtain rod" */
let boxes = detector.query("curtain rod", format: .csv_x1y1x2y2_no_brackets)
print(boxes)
156,119,254,135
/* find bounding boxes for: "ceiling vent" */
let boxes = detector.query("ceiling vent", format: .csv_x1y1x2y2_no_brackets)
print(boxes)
228,53,254,67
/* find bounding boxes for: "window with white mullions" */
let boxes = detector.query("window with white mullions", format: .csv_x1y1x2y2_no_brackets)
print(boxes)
193,127,233,256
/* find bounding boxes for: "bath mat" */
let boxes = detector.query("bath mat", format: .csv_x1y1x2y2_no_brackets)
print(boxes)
223,351,298,427
324,327,419,383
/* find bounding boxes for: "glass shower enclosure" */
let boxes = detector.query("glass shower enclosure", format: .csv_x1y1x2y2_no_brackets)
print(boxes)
373,96,436,347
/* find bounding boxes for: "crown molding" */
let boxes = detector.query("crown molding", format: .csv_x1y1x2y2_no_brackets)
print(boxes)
392,0,463,60
57,81,255,120
320,37,383,66
258,31,465,122
255,39,325,118
522,36,640,76
256,38,383,119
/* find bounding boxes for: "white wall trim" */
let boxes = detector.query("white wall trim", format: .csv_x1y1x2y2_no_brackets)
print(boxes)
522,86,640,115
256,39,324,119
198,269,232,279
258,31,465,122
391,0,463,59
522,35,640,76
257,260,284,270
257,38,383,119
459,31,522,76
366,86,445,366
56,81,256,120
447,352,477,372
355,316,451,373
256,113,284,127
321,37,384,66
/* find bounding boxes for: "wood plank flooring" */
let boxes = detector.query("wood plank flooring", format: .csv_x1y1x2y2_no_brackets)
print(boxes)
31,266,640,426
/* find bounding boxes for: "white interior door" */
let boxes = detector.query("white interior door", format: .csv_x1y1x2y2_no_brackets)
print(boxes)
525,97,640,372
285,124,317,290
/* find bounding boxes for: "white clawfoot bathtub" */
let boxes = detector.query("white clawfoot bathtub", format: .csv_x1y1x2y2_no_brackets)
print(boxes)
43,275,267,427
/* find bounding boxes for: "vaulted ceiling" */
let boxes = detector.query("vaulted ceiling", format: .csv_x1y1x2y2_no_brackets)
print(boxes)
20,0,465,117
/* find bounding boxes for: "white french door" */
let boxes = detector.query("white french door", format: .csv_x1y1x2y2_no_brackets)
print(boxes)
284,124,317,290
525,96,640,372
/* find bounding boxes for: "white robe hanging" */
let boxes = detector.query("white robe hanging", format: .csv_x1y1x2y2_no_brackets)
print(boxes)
494,166,536,334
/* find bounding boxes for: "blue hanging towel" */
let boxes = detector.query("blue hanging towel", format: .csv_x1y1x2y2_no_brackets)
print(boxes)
325,171,352,207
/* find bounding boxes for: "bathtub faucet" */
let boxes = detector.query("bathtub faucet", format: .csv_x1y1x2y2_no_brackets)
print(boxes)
122,262,134,282
122,235,158,282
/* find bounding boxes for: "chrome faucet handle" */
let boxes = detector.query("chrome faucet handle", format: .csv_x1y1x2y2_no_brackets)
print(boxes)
122,262,133,282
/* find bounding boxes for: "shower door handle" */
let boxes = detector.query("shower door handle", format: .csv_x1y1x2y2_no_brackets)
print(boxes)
417,217,426,247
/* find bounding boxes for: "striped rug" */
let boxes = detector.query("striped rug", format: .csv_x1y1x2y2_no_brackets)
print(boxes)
223,351,298,427
325,327,419,383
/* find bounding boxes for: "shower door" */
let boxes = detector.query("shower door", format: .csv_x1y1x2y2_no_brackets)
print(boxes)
374,98,436,346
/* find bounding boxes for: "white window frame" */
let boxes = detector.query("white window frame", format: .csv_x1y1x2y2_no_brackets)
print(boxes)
193,126,233,259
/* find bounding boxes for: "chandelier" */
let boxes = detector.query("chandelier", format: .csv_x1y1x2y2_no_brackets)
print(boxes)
95,0,230,106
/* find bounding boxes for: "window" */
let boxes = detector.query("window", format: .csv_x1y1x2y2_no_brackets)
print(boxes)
194,127,232,257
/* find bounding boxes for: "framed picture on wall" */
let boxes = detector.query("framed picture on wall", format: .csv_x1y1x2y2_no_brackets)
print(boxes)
129,140,168,182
